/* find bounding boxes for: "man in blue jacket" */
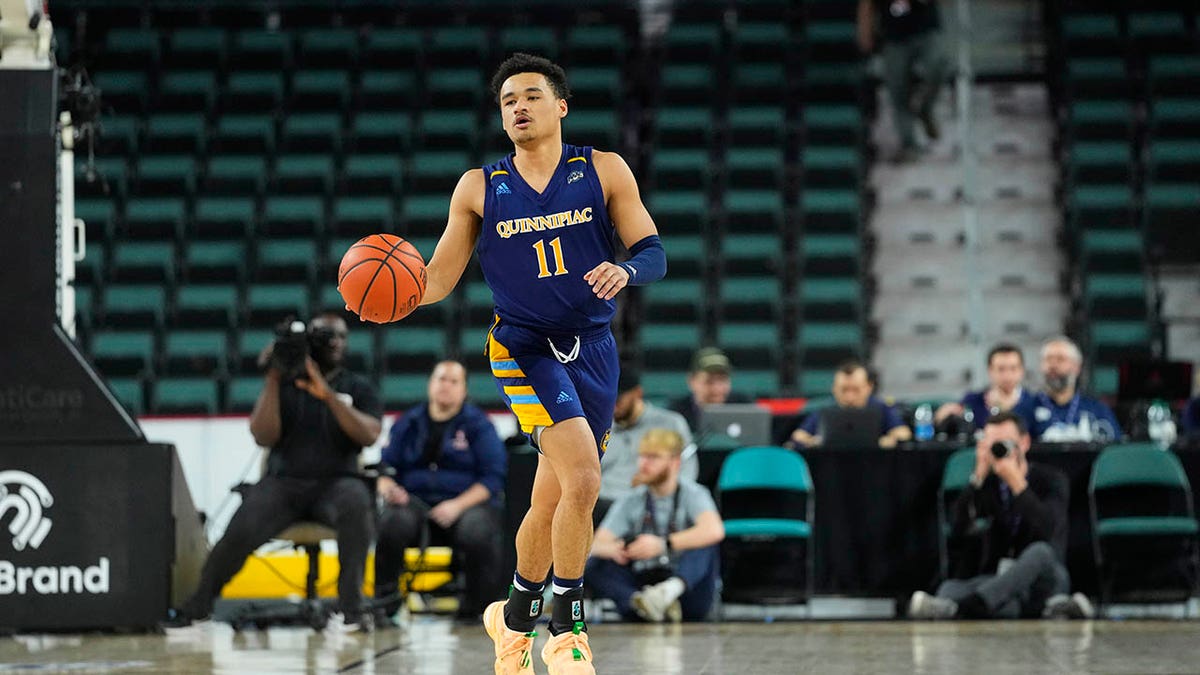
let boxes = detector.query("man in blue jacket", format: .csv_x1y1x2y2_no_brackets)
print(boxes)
374,360,508,621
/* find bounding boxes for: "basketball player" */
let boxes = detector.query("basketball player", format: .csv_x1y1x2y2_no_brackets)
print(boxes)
415,53,665,674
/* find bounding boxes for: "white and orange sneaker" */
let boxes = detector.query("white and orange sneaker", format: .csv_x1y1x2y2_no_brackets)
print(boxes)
484,600,538,675
540,621,594,675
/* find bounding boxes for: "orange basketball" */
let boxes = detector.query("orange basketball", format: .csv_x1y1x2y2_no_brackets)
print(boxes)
337,234,427,323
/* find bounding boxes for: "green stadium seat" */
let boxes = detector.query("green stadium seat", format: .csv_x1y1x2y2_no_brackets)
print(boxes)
297,29,359,68
428,27,489,67
802,189,859,232
153,377,221,414
111,241,176,283
1065,58,1127,99
649,148,712,191
236,329,274,372
665,23,722,64
408,151,470,192
650,190,709,231
656,106,714,148
722,233,782,275
728,106,787,147
280,112,342,154
382,374,433,409
1147,56,1200,97
256,238,318,283
1144,183,1200,263
75,199,116,241
204,155,266,196
644,278,705,323
724,189,785,232
93,71,148,114
358,70,419,112
75,244,106,285
566,25,626,65
168,28,227,69
344,330,377,373
401,194,451,236
184,240,247,284
734,22,790,63
333,196,393,237
1128,12,1186,39
245,283,311,327
1068,184,1134,231
726,147,785,189
194,197,257,239
718,322,782,368
800,322,863,365
77,157,128,199
91,330,155,377
291,70,351,112
735,370,781,398
803,146,859,188
351,110,411,152
228,376,263,412
164,330,229,376
174,284,240,329
343,155,403,195
804,105,862,144
663,233,707,277
1063,14,1121,56
1068,141,1133,186
106,377,144,416
661,64,714,105
123,197,187,240
214,114,275,154
799,369,835,397
1150,99,1200,140
98,115,140,155
1090,321,1151,364
425,67,484,109
566,109,618,149
157,72,218,113
801,278,861,321
1090,365,1118,397
232,30,292,70
224,71,286,112
500,26,558,60
101,29,161,69
731,62,786,105
274,154,336,195
136,154,199,196
417,109,479,151
383,327,448,372
1068,100,1134,141
262,196,325,237
1079,229,1142,274
363,28,422,69
720,276,781,320
641,323,702,365
640,370,687,403
1147,140,1200,182
803,63,863,102
570,68,621,108
1085,274,1148,320
103,284,167,328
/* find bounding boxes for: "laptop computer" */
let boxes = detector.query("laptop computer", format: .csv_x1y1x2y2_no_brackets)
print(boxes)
698,403,773,447
818,406,884,448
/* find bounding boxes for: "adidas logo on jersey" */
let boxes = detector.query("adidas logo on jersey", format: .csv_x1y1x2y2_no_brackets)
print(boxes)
556,391,573,404
495,182,511,195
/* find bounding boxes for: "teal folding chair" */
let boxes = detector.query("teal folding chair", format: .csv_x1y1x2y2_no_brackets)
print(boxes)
717,446,814,612
938,448,977,579
1089,444,1200,609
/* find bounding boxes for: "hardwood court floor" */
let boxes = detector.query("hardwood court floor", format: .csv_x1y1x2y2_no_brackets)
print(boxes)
1,620,1197,674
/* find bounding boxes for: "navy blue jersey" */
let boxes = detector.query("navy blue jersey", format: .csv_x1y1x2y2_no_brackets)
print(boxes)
479,144,616,334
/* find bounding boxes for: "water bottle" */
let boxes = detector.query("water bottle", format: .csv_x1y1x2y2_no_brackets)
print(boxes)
1147,399,1177,450
914,403,935,442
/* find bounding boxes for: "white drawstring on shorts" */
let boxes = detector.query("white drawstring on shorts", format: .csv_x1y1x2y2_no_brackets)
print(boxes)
548,336,581,364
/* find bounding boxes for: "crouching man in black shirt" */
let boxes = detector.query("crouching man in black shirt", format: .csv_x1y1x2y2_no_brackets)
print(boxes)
168,311,383,632
909,411,1092,619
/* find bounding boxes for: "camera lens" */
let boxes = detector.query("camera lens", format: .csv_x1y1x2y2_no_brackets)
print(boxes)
990,440,1013,459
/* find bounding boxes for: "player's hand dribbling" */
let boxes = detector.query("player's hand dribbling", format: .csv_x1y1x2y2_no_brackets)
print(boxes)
584,262,630,300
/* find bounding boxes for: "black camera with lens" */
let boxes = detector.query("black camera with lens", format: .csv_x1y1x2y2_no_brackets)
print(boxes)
269,318,338,381
991,439,1017,459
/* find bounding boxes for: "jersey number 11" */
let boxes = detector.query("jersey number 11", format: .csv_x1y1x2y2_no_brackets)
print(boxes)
533,237,568,278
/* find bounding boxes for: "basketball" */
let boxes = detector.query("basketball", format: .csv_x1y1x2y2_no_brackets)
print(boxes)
337,234,427,324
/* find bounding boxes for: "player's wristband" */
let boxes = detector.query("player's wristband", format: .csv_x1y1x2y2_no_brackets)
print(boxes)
619,234,666,286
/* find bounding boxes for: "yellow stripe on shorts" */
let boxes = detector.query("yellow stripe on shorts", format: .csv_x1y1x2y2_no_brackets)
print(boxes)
503,385,553,430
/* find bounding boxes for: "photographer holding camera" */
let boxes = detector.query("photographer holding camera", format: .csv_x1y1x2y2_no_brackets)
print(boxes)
585,429,724,623
909,412,1092,620
167,311,383,632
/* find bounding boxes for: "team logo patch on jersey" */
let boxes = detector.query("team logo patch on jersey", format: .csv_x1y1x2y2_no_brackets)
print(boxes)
495,182,512,195
556,391,574,404
566,170,584,184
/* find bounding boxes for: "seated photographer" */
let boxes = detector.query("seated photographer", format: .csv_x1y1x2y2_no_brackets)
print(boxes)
168,312,383,632
935,343,1037,436
909,412,1092,620
789,359,912,448
585,429,724,623
1032,336,1123,442
373,360,507,623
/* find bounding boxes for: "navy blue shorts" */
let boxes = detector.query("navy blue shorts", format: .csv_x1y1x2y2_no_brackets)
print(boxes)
486,318,618,459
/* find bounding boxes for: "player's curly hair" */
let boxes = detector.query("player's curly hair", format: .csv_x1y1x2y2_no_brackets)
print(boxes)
490,52,571,102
